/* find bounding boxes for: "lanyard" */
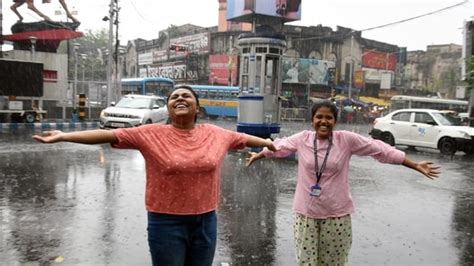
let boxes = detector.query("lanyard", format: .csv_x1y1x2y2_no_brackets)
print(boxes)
313,134,333,185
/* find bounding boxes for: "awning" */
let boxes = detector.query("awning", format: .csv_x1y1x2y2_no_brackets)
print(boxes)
332,95,369,108
2,29,83,41
359,96,390,107
335,84,360,93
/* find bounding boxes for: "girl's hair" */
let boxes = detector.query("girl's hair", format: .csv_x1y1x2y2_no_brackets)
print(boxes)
310,100,338,122
167,85,200,107
167,85,200,122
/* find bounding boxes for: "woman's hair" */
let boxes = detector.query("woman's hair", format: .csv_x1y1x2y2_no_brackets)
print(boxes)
167,85,200,122
167,85,200,107
310,100,338,122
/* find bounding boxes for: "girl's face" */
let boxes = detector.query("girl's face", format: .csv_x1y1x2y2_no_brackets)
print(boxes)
311,106,336,139
167,88,199,122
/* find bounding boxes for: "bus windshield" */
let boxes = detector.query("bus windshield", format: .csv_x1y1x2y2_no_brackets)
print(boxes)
121,77,174,97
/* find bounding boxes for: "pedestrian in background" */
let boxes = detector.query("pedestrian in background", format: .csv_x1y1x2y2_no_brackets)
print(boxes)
33,85,276,266
246,100,440,265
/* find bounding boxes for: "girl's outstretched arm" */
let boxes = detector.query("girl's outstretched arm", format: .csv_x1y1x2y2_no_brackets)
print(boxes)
246,151,266,167
402,158,440,179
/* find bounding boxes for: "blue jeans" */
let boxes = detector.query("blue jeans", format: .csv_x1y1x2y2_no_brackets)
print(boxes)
147,211,217,266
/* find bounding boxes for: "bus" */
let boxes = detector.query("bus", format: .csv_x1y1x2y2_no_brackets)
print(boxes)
187,85,240,118
121,77,174,97
390,95,468,113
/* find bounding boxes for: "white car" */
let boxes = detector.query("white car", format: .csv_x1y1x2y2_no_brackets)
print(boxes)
370,108,474,155
100,94,168,129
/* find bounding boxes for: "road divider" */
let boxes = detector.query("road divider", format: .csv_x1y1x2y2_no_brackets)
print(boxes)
0,121,100,133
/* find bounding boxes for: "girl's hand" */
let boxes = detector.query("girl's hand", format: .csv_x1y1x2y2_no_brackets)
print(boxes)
416,161,440,179
246,152,264,167
32,130,63,143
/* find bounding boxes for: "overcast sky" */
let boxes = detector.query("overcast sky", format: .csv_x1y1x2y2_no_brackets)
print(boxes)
1,0,473,51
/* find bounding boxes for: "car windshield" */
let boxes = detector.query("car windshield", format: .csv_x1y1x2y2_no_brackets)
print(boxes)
432,112,462,126
115,97,152,109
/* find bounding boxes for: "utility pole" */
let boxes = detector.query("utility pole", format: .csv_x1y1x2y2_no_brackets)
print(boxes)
114,1,121,101
0,0,3,59
106,0,115,106
348,34,354,100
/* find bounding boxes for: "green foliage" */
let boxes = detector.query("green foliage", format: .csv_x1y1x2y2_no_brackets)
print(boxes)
67,29,109,81
467,56,474,91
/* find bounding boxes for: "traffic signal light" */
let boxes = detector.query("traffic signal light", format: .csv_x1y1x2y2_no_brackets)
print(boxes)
169,44,187,52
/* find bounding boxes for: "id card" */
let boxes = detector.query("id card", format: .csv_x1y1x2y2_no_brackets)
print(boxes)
310,184,321,197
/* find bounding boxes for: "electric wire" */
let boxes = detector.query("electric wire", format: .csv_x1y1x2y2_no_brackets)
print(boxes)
127,0,156,24
294,0,470,42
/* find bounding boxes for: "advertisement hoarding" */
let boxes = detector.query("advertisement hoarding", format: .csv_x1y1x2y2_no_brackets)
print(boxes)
282,57,335,85
138,53,153,65
362,50,397,71
363,67,395,87
0,60,43,97
380,72,392,89
227,0,301,23
209,55,238,85
152,50,168,63
354,70,364,89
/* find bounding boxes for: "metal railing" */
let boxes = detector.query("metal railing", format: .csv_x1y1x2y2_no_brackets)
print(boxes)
280,108,308,122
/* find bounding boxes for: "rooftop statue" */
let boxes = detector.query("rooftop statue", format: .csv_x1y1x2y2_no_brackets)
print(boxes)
11,0,79,24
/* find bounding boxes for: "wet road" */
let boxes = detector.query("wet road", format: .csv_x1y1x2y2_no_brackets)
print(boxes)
1,121,473,265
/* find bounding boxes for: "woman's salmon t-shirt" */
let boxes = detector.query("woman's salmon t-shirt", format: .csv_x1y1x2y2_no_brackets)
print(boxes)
112,123,247,215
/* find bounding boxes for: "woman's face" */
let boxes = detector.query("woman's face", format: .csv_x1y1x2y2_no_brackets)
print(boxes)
167,88,199,122
311,106,336,139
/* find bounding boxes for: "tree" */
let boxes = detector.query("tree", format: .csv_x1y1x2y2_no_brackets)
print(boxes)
466,55,474,91
62,29,109,82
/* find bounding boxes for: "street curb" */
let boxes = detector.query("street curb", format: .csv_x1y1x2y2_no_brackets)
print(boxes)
0,122,100,132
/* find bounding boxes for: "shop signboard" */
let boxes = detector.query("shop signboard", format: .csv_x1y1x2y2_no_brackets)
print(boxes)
362,50,397,71
169,32,210,55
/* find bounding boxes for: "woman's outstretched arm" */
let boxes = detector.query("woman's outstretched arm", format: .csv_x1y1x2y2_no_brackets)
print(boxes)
245,135,276,151
33,130,118,145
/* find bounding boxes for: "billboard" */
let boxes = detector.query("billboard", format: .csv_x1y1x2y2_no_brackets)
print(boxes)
227,0,301,23
380,72,392,89
0,60,43,97
363,67,394,86
152,50,168,63
138,52,153,65
282,57,335,85
362,50,397,71
209,55,238,85
170,32,210,55
354,70,364,89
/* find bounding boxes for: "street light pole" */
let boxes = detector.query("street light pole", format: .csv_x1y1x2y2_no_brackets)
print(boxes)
81,54,87,94
106,0,115,106
73,43,80,114
29,36,37,61
348,34,354,100
0,0,3,59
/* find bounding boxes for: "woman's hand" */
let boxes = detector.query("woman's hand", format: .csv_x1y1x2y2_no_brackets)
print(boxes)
416,161,440,179
33,130,63,143
246,152,265,167
265,138,277,152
